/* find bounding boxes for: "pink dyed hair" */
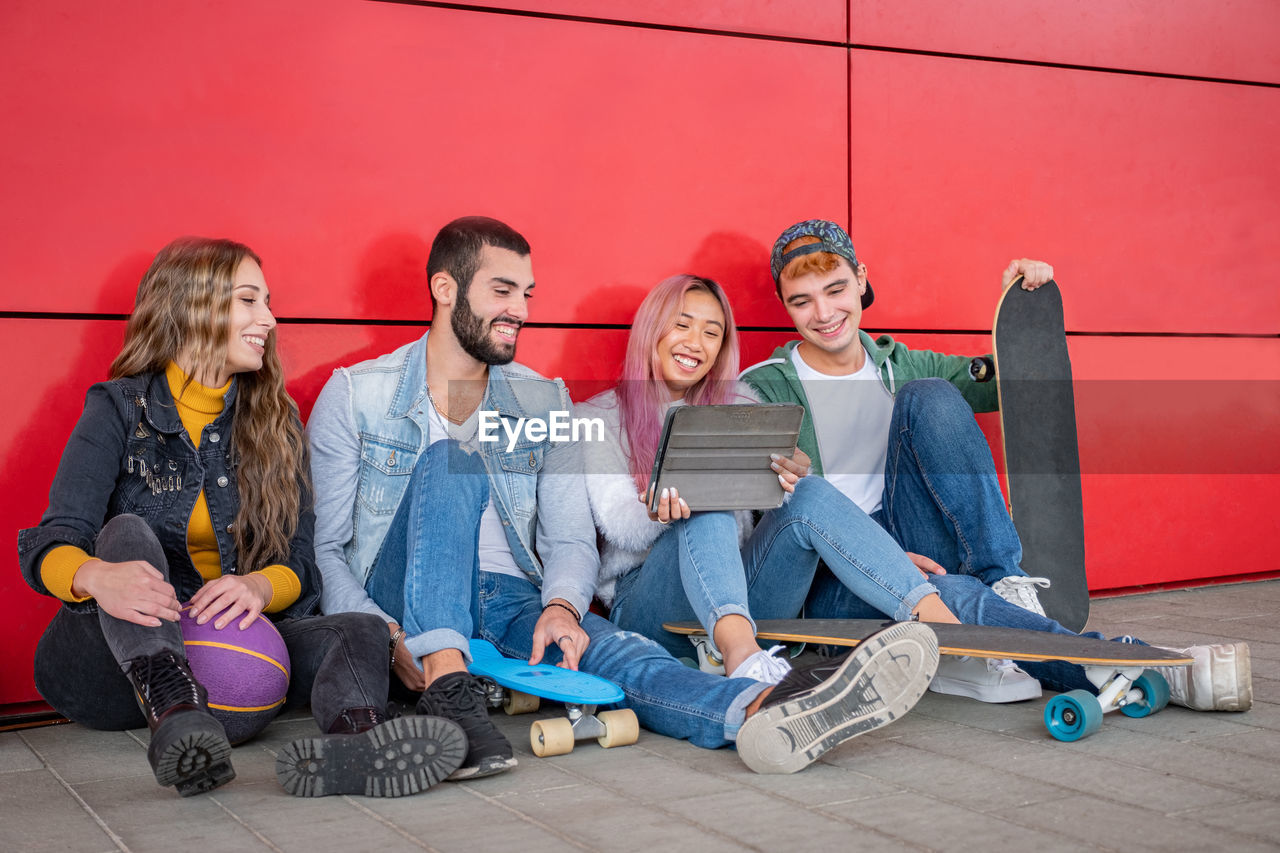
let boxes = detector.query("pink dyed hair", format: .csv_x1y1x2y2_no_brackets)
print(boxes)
616,275,742,489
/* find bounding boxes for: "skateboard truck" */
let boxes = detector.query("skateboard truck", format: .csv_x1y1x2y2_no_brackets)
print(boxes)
1044,666,1171,742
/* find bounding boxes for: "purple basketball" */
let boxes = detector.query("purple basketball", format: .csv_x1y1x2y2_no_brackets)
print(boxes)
179,606,290,745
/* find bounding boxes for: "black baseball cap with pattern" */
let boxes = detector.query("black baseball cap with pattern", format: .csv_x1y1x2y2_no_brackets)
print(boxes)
770,219,874,309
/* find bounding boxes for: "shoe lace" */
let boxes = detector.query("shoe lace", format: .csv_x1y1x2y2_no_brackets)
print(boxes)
430,675,488,719
131,652,200,713
998,576,1050,607
733,646,793,683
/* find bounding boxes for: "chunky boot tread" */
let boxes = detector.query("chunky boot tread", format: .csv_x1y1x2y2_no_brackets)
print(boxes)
276,715,467,798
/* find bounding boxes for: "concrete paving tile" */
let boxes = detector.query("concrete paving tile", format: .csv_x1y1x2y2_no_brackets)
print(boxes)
1175,797,1280,845
1102,704,1260,742
73,775,278,853
825,791,1078,852
389,788,616,853
882,724,1246,814
734,761,909,807
0,731,43,772
981,745,1247,813
1067,727,1280,797
554,751,746,804
667,787,908,850
1007,793,1278,852
0,769,118,852
827,736,1068,810
19,724,151,786
492,781,744,852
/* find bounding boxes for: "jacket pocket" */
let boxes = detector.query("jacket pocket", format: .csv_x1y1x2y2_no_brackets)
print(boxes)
494,444,543,519
356,435,416,515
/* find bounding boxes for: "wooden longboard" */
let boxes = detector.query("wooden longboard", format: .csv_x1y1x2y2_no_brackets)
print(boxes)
993,278,1090,631
664,619,1190,741
663,619,1190,668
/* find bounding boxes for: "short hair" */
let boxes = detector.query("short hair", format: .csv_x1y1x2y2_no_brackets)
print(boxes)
426,216,531,308
776,236,845,297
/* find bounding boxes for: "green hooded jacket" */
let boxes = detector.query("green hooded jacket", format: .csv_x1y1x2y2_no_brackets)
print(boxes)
739,331,998,476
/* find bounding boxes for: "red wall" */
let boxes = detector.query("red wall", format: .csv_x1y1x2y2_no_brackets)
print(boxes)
2,1,1276,706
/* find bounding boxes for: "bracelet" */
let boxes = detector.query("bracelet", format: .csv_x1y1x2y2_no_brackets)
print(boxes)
388,627,406,670
544,600,581,623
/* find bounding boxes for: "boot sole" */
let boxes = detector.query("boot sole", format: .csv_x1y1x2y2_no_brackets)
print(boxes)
737,622,939,775
276,716,467,797
148,712,235,797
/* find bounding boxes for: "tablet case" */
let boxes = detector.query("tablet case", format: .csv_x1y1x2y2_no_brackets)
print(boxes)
646,404,804,513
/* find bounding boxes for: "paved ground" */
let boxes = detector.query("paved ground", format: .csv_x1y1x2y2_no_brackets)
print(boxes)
3,580,1278,853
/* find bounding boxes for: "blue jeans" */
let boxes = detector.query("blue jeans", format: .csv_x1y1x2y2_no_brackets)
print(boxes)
806,568,1138,695
610,476,935,661
882,379,1026,586
369,440,768,748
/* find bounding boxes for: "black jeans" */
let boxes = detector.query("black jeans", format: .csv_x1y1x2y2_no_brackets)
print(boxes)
34,514,389,732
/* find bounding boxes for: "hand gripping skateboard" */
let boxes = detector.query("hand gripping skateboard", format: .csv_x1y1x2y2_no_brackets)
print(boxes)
467,639,639,757
992,277,1091,631
665,619,1191,742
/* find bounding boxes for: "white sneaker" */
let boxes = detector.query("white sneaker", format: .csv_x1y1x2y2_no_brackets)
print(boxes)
729,646,793,684
928,655,1042,703
991,576,1051,616
1154,642,1252,711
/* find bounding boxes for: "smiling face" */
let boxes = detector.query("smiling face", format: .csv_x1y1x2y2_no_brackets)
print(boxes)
218,256,276,384
448,245,533,366
778,257,869,372
655,287,725,400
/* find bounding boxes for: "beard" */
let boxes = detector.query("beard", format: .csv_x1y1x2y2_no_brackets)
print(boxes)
451,287,520,366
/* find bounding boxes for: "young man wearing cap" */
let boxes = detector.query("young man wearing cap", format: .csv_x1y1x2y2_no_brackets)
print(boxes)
308,215,948,777
739,220,1252,710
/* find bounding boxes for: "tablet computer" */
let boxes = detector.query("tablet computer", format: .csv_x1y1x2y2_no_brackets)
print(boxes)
646,404,804,513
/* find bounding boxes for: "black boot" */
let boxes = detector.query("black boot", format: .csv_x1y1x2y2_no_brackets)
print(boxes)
418,672,517,779
124,650,235,797
276,706,467,798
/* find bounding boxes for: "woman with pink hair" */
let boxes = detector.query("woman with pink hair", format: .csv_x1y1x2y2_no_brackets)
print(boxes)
574,275,961,681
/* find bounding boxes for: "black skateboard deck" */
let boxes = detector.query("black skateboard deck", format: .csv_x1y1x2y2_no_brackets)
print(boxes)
993,278,1090,631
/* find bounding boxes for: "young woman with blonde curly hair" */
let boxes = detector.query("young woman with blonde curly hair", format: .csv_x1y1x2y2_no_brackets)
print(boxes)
18,237,466,799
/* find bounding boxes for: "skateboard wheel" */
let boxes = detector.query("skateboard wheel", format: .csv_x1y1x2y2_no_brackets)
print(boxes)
530,718,574,757
503,690,540,715
596,709,639,749
1119,670,1171,718
1044,690,1103,742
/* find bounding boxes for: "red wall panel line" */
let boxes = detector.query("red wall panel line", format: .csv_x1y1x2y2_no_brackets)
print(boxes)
847,51,1280,336
848,0,1280,85
433,0,847,43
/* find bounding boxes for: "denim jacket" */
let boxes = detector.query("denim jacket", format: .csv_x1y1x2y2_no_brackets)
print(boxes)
17,372,320,619
308,331,599,623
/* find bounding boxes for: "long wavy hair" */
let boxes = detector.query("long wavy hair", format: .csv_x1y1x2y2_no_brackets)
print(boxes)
110,237,307,573
616,275,741,489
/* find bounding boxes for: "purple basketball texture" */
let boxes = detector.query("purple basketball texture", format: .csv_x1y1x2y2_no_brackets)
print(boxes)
179,607,290,745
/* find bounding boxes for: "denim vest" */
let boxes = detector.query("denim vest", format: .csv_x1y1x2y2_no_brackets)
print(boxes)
17,372,320,618
341,331,572,587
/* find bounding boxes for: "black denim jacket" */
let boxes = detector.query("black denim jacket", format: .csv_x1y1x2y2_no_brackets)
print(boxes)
17,371,320,619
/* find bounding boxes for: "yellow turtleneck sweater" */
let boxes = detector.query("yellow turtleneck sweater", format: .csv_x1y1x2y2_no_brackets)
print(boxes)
40,363,300,612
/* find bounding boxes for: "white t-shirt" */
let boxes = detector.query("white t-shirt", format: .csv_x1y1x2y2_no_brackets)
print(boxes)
424,400,524,579
791,345,894,514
